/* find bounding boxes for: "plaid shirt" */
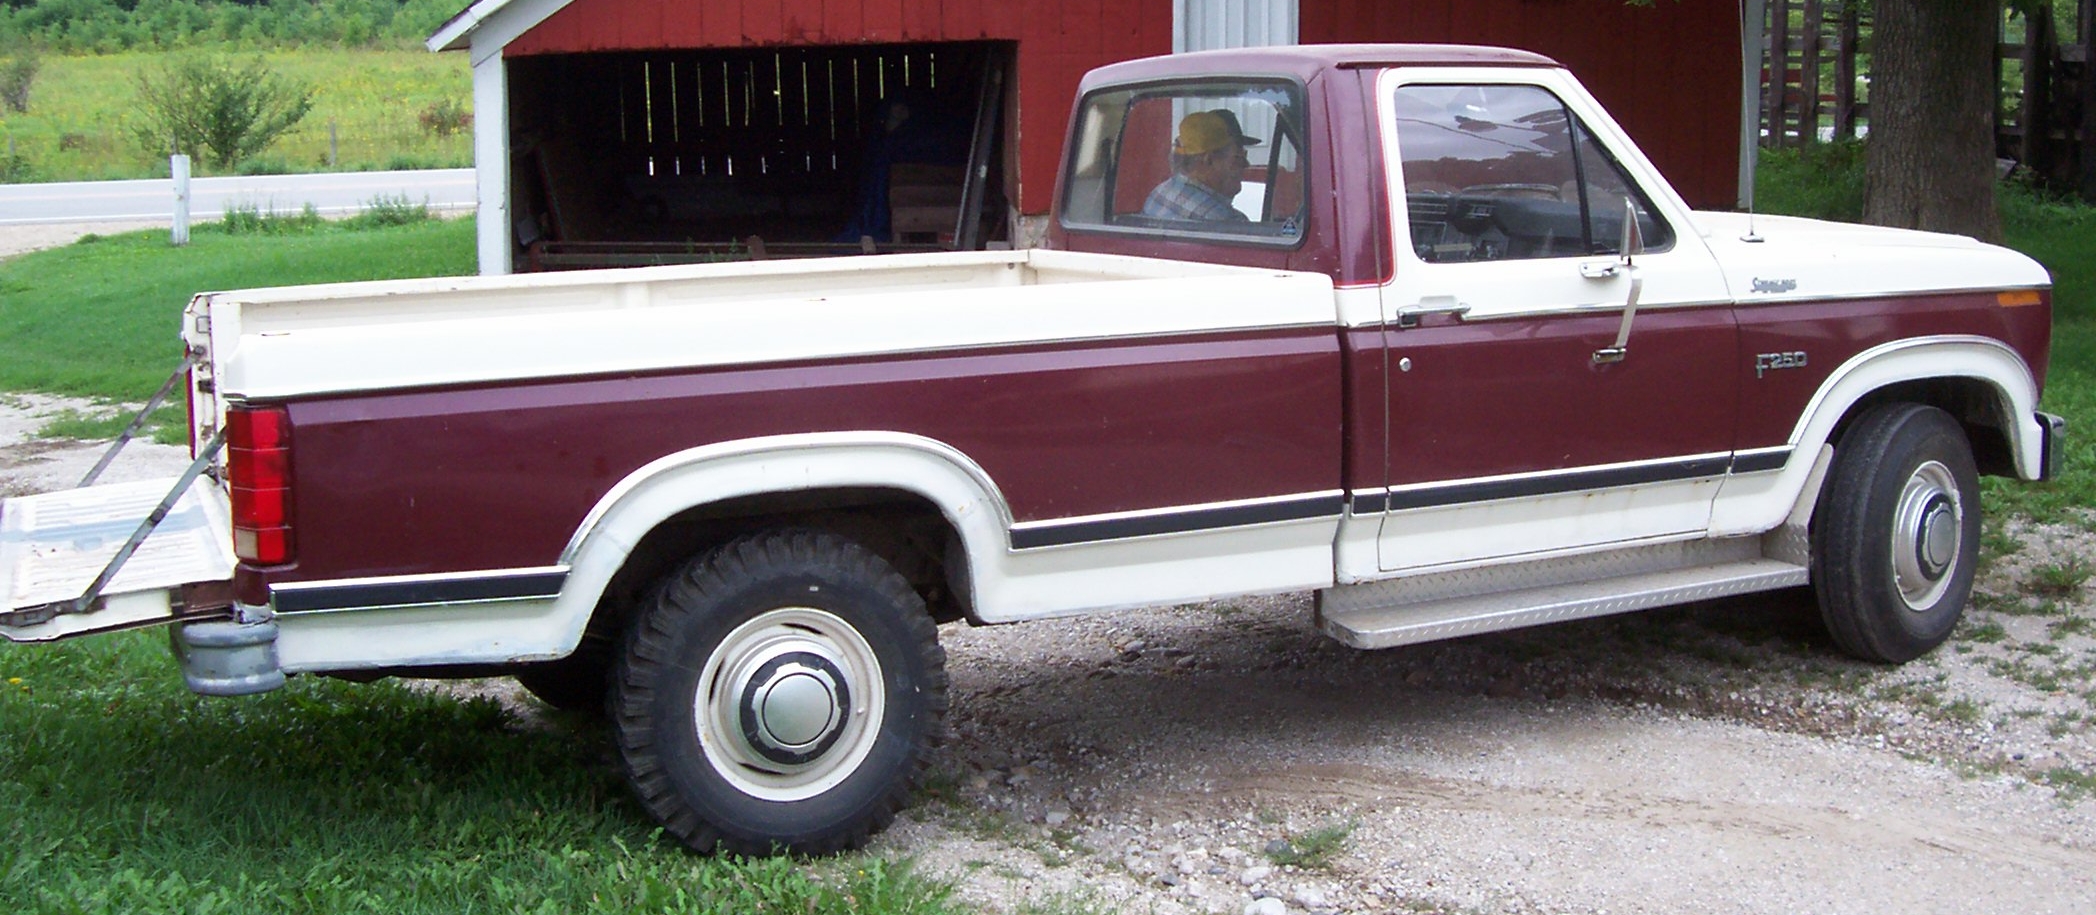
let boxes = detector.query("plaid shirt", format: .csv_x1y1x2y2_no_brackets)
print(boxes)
1141,175,1246,222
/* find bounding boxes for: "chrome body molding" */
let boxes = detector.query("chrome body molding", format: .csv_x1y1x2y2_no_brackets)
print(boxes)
271,565,570,614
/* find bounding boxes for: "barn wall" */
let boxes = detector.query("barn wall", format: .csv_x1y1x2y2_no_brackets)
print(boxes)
1302,0,1743,209
505,0,1173,212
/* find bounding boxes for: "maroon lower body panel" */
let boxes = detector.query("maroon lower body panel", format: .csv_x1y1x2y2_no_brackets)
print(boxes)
257,327,1344,587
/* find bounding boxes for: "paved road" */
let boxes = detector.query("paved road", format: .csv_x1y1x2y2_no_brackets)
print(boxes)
0,168,476,226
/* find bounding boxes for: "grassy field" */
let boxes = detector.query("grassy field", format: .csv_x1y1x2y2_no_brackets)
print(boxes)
0,48,471,181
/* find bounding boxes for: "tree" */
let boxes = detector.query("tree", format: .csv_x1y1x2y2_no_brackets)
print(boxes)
131,54,314,171
1863,0,2005,242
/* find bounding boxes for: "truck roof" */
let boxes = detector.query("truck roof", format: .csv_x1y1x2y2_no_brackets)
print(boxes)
1077,44,1563,90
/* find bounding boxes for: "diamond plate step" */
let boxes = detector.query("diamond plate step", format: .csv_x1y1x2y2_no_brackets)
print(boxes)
1316,539,1809,650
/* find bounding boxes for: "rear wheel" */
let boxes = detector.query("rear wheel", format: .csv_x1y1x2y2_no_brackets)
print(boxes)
613,529,946,855
1813,403,1982,663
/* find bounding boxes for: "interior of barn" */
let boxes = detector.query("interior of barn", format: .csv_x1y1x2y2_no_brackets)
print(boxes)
504,40,1014,270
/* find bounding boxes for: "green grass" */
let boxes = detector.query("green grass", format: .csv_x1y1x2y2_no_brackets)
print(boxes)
0,47,470,182
0,216,474,400
0,633,962,915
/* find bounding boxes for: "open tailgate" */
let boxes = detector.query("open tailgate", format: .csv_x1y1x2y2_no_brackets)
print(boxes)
1,476,236,642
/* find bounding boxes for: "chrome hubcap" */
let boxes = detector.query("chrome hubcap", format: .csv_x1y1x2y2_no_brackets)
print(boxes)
1892,461,1963,610
696,607,883,802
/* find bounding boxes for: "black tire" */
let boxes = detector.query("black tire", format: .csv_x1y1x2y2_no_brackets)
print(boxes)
513,639,614,715
1813,403,1982,663
613,529,947,855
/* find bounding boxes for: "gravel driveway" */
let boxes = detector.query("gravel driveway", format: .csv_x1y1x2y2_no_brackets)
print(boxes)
4,227,2092,914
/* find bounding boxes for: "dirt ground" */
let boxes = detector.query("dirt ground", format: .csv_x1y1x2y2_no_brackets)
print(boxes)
4,227,2093,914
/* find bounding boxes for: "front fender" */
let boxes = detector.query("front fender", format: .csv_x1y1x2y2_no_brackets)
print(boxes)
1712,335,2042,536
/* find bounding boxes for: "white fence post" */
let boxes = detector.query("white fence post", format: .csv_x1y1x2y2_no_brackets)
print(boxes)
170,154,190,247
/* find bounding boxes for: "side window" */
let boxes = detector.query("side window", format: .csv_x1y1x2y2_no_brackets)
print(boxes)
1392,84,1672,264
1060,80,1306,243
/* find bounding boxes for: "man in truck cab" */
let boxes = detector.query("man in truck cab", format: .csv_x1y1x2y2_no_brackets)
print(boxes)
1142,109,1260,222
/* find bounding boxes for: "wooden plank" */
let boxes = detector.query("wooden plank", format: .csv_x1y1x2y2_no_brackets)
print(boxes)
2082,0,2096,201
1063,0,1105,55
863,0,905,42
943,0,983,40
782,0,823,41
1801,0,1823,143
1834,3,1859,140
902,0,942,41
822,0,864,42
743,0,787,43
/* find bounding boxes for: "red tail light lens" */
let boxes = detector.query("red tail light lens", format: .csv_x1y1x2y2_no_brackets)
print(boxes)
227,405,294,564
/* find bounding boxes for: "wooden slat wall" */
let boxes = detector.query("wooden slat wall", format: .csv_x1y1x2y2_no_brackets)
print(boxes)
1301,0,1743,210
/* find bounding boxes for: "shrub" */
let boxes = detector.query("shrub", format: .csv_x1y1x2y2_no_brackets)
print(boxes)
416,96,472,138
131,53,315,171
0,149,37,183
0,44,37,113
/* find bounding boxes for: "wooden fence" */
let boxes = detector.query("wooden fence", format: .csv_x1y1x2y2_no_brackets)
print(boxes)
1759,0,2096,201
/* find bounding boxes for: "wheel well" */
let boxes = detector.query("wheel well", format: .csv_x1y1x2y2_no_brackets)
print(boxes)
1832,378,2016,477
583,488,970,650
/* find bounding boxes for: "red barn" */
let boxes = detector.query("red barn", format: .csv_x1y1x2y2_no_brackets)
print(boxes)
431,0,1748,273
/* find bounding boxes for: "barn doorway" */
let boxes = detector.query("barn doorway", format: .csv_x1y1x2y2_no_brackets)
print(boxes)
505,40,1013,270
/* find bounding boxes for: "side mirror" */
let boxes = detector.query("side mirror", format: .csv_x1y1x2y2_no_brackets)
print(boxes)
1618,196,1644,261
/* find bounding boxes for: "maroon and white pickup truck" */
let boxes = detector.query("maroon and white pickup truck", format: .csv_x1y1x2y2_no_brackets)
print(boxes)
1,45,2062,854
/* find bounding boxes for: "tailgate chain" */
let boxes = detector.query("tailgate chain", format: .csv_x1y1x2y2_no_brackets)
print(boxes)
78,351,198,489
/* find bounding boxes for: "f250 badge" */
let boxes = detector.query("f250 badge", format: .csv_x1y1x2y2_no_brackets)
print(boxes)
1752,277,1799,294
1755,351,1808,377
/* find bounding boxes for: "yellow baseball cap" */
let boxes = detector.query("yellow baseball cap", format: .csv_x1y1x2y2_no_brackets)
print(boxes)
1173,109,1262,156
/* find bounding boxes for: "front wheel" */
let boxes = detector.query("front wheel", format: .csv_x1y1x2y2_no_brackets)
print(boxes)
1813,403,1982,663
613,529,947,855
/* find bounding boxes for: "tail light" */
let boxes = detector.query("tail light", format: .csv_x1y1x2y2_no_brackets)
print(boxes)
227,405,295,565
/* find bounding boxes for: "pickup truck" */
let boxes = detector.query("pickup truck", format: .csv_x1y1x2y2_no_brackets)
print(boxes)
1,44,2061,856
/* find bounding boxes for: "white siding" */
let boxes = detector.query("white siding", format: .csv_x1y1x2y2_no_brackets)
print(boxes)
1174,0,1298,53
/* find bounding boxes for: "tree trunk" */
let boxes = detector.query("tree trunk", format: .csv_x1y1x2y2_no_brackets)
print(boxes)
1864,0,2003,242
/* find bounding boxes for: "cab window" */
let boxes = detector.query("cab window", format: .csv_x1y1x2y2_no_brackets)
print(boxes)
1392,84,1672,264
1060,80,1306,244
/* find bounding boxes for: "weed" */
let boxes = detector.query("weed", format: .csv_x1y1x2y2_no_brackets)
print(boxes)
2040,766,2096,801
219,201,325,235
1012,890,1120,915
1965,620,2010,644
342,193,433,230
2025,556,2094,599
1266,819,1356,870
2049,616,2094,641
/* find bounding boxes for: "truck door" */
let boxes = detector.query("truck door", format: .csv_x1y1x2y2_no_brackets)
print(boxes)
1370,73,1738,573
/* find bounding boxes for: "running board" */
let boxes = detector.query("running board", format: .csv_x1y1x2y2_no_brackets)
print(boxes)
1315,538,1810,650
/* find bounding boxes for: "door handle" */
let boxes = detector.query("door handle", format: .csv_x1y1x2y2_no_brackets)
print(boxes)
1579,260,1622,279
1395,297,1470,328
